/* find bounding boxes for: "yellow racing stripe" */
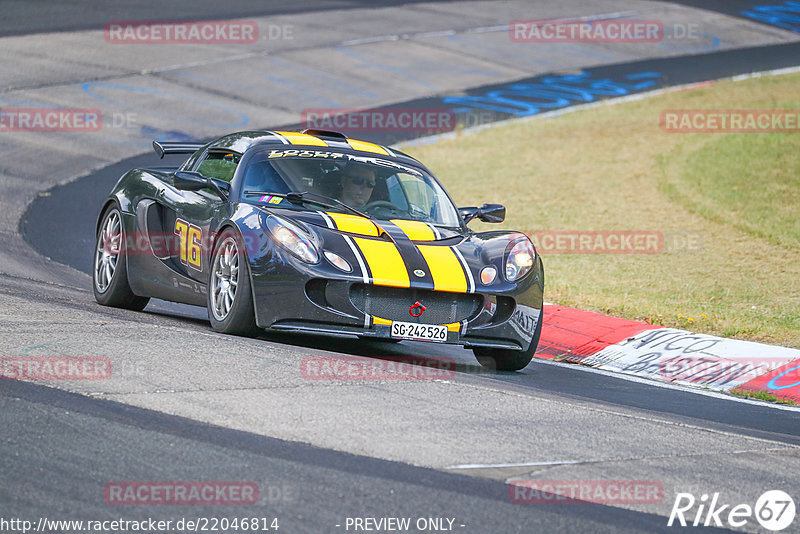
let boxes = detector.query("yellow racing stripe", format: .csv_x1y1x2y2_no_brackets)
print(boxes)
347,139,389,155
326,212,381,236
391,219,435,241
417,245,468,293
352,237,410,288
275,131,328,147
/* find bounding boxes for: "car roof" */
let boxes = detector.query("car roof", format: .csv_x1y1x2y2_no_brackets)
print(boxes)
207,129,423,167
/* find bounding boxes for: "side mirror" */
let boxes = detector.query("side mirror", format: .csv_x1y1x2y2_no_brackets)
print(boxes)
459,206,480,222
211,178,232,196
459,203,506,224
174,171,207,191
174,171,230,200
477,203,505,223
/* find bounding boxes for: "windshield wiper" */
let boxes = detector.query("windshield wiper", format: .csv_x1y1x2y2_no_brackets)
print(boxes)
294,191,372,219
243,190,369,219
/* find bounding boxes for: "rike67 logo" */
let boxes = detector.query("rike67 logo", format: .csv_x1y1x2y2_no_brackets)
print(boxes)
669,490,795,531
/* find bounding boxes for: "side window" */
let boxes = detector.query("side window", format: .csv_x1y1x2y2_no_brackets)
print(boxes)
181,147,206,171
397,174,434,215
385,175,409,210
195,152,240,182
242,160,289,194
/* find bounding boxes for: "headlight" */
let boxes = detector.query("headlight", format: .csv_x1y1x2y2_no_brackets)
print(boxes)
505,238,535,282
480,266,497,285
265,215,319,264
324,250,351,272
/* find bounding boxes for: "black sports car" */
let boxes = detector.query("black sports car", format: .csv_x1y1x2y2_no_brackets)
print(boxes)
93,129,544,370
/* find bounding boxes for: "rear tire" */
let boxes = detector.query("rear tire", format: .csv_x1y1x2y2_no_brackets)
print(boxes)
207,229,258,336
473,308,543,371
93,204,150,311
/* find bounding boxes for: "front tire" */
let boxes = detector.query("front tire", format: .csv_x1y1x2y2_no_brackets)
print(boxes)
207,229,258,336
93,204,150,311
473,308,543,371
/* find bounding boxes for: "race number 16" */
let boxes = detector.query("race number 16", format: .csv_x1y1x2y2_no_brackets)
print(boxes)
174,219,202,271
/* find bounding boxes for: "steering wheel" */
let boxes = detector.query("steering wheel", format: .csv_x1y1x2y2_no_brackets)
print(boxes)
363,200,401,212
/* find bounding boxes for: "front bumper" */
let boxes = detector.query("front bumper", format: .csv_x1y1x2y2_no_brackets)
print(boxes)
249,243,544,351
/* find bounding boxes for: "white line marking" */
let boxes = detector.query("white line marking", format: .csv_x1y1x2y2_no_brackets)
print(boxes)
412,30,457,39
463,25,509,34
141,51,267,75
317,211,335,229
343,234,369,284
451,246,474,293
271,131,290,145
447,460,580,470
340,35,401,46
339,11,641,47
535,358,800,412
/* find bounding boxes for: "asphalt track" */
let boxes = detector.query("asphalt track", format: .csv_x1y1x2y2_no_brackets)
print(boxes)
4,378,734,534
4,2,800,533
0,1,466,38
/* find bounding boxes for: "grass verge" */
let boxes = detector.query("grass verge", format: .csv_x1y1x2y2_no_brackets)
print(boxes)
730,388,797,405
405,71,800,348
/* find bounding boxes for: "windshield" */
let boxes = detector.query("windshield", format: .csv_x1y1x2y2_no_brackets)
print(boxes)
240,150,462,228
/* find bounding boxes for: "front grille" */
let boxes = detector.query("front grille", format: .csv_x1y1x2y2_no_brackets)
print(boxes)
350,284,483,324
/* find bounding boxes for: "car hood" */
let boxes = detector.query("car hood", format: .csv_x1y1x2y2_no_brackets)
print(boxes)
260,208,530,294
287,210,465,241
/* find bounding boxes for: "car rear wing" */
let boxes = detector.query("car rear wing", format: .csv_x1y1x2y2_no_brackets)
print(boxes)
152,140,205,159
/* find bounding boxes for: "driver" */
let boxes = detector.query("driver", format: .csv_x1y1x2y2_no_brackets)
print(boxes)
338,164,376,209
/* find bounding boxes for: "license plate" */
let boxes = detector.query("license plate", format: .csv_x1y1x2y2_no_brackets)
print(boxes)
390,321,447,342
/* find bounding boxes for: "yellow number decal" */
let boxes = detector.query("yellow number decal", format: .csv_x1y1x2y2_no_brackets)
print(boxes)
187,226,202,270
174,219,203,272
174,220,188,264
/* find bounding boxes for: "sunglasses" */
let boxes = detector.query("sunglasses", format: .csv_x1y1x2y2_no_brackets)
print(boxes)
347,176,376,188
